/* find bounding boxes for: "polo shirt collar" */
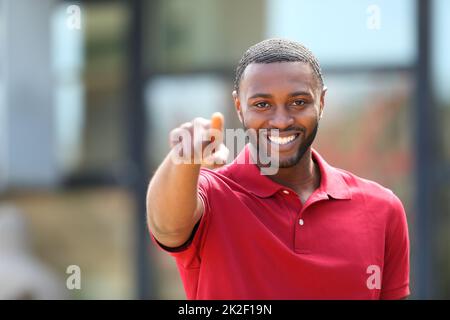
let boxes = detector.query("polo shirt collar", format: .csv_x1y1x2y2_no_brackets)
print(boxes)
231,144,352,200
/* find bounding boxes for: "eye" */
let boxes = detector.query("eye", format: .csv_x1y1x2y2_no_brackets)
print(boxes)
254,102,270,109
292,100,306,106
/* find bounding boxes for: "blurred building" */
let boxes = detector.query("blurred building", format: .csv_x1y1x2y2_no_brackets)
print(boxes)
0,0,448,299
0,204,66,299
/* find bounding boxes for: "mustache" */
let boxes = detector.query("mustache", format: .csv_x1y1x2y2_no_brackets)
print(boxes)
241,121,307,135
264,126,306,134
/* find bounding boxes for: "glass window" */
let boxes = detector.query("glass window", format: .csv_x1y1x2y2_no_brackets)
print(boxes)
143,0,265,72
51,4,85,175
266,0,416,67
77,2,129,176
433,0,450,162
0,0,6,191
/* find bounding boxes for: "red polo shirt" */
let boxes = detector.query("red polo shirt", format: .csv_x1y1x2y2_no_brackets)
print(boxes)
151,145,410,300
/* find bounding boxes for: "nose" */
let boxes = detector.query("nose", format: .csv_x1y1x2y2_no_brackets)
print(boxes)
268,107,294,130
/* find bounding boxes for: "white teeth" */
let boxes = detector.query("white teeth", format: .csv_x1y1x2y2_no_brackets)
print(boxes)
268,135,297,145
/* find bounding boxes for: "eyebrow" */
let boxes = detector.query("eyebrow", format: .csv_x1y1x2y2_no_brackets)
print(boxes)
248,91,313,100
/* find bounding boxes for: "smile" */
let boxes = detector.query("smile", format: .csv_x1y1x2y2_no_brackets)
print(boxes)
267,134,300,145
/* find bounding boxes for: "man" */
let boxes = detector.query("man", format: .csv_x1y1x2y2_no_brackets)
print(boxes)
146,38,410,299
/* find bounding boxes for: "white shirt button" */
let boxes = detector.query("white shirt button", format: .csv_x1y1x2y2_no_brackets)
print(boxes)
299,219,304,226
282,190,290,195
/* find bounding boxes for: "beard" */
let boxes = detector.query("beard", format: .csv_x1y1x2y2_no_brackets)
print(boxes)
243,121,319,169
278,122,318,168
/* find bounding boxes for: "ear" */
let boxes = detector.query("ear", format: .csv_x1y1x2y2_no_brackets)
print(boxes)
232,90,244,123
319,86,327,119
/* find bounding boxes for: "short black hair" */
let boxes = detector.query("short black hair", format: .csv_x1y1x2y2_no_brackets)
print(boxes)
233,38,324,93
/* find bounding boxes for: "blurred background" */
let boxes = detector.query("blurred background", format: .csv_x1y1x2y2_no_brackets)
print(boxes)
0,0,448,299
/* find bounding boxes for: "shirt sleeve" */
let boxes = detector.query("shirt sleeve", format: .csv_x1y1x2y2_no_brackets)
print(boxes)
380,192,411,299
149,169,212,269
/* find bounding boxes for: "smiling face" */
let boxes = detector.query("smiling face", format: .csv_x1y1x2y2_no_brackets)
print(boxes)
233,61,326,168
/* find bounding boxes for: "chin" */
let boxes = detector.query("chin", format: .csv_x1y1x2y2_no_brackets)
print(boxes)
277,146,310,168
278,156,302,168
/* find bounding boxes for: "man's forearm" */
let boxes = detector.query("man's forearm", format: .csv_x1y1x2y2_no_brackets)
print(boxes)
146,148,202,237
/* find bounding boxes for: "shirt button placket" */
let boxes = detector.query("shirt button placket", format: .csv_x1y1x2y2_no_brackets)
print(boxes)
281,189,304,227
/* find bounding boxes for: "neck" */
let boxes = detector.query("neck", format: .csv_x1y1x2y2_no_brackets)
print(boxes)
266,148,321,196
